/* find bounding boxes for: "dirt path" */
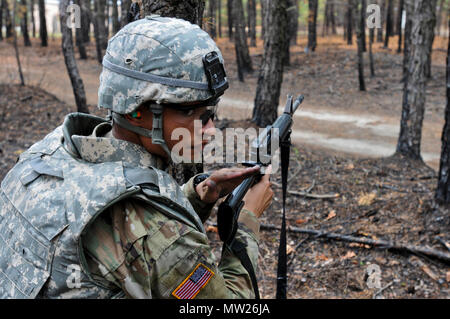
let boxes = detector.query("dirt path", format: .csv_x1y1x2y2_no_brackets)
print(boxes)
0,36,446,170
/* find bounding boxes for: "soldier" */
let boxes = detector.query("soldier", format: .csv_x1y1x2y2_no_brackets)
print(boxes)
0,16,273,299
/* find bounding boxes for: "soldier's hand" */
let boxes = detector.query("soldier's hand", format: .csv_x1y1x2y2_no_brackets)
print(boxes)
242,165,273,218
195,166,261,203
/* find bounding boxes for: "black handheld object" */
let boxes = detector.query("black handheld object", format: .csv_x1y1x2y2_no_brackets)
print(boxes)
217,94,304,244
203,51,229,97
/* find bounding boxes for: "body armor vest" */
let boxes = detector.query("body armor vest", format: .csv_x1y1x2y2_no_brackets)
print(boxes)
0,114,204,298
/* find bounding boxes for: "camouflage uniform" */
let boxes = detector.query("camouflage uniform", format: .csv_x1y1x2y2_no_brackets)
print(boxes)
0,16,261,299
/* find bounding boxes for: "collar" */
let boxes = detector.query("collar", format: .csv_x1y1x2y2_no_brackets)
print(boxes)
62,113,166,170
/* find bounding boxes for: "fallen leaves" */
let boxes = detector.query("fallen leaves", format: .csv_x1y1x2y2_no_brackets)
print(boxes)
341,251,356,260
358,192,377,206
325,210,336,221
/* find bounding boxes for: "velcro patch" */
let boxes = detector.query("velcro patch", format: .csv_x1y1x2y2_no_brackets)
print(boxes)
172,263,214,299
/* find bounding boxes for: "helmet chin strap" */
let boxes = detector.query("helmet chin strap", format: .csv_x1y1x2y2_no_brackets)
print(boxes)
112,103,172,159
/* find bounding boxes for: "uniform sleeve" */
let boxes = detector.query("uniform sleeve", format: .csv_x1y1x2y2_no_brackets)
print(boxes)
181,174,215,223
82,199,261,299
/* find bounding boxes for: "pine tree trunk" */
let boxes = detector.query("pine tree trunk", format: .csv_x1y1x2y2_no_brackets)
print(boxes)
38,0,47,46
142,0,205,27
287,0,298,45
377,0,384,42
232,0,253,82
96,0,107,50
112,0,120,34
383,0,393,48
0,0,4,41
20,0,31,46
397,0,404,53
247,0,256,47
30,0,35,38
396,0,435,160
252,0,288,127
59,0,89,114
208,0,217,39
435,19,450,205
346,0,353,45
120,0,131,27
369,28,375,77
75,0,87,59
4,0,13,38
81,0,91,43
260,0,268,42
354,0,366,91
218,0,222,38
424,0,437,79
402,0,412,82
330,0,336,35
307,0,318,52
360,0,367,52
12,0,25,85
92,0,103,63
227,0,233,38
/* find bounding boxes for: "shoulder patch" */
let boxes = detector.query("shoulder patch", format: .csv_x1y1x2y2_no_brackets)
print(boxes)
172,263,214,299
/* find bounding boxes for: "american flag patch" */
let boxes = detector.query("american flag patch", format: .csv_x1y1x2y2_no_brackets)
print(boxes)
172,263,214,299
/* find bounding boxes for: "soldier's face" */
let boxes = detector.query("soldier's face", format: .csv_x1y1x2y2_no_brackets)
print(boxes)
136,104,216,161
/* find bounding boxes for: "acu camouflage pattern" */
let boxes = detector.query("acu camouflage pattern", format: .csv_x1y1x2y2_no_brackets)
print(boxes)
0,112,260,298
98,15,225,114
0,113,204,298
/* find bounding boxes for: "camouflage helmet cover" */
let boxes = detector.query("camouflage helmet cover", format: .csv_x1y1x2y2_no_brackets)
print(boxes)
98,15,227,114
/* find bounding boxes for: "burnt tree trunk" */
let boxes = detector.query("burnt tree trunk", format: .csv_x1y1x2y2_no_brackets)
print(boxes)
252,0,288,127
142,0,205,28
30,0,35,38
396,0,435,160
247,0,256,47
360,0,366,52
96,0,108,49
20,0,31,46
307,0,318,52
75,0,87,59
397,0,404,53
80,0,91,43
92,0,103,63
260,0,268,41
208,0,217,39
111,0,120,34
435,19,450,205
12,0,25,85
59,0,89,114
354,0,366,91
346,0,353,45
377,0,384,42
383,0,393,48
287,0,298,45
424,0,437,79
0,0,4,41
4,0,13,38
120,0,131,27
142,0,206,183
38,0,47,46
218,0,222,37
227,0,233,38
369,28,375,77
402,0,412,81
232,0,253,82
330,0,336,35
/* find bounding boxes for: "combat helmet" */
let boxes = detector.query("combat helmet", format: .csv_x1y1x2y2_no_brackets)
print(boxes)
98,15,228,156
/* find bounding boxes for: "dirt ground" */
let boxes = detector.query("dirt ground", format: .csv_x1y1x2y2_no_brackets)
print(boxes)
0,33,449,299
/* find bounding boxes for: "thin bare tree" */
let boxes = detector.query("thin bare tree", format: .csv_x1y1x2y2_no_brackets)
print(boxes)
59,0,89,114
